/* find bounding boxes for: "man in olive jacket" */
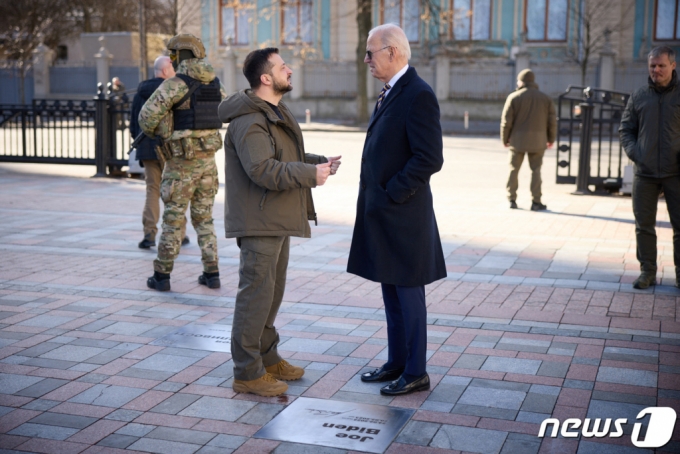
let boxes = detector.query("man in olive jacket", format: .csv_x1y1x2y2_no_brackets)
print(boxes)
218,48,341,397
501,69,556,210
619,46,680,289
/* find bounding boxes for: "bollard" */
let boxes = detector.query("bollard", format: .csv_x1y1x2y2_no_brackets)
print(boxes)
464,111,469,130
573,102,594,194
93,83,110,177
305,109,311,125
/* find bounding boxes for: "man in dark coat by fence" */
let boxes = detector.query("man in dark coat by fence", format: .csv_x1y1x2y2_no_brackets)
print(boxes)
130,55,187,249
347,24,446,396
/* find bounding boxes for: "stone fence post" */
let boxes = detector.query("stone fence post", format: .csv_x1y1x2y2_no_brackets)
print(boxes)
291,38,304,101
220,39,238,95
94,36,113,91
32,43,53,98
434,50,450,101
598,30,615,91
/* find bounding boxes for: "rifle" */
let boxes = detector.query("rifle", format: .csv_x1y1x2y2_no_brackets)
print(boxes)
128,132,147,155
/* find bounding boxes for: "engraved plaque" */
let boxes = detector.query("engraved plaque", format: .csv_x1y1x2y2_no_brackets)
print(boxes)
255,397,414,453
150,323,231,352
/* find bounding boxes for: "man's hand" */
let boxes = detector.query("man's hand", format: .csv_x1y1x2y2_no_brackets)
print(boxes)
316,162,332,186
547,142,554,149
327,155,342,175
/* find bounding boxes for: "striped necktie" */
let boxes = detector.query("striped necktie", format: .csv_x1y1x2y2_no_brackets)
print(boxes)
376,83,391,109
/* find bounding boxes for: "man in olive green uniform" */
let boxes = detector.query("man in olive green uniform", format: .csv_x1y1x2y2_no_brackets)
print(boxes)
218,48,340,396
139,34,226,292
501,69,556,211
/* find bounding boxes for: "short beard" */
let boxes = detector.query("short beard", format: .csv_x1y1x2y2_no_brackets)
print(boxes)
273,77,292,95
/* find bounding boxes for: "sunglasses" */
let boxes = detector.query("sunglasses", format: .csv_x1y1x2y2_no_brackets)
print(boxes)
365,46,390,60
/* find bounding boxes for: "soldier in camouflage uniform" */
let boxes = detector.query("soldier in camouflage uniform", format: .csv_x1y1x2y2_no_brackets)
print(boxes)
138,33,226,292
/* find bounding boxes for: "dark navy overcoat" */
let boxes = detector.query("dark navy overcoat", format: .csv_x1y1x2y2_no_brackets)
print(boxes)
347,67,446,286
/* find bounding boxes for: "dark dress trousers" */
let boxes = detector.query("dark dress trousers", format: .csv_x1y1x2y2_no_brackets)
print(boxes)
347,66,446,376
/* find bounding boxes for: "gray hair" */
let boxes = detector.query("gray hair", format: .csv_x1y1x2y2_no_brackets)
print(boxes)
368,24,411,61
649,46,676,64
153,56,172,76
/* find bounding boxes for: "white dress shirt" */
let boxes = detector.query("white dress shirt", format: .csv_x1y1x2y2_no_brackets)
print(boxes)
383,64,409,100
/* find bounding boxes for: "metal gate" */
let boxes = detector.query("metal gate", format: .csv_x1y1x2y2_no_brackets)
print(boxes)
0,84,132,175
556,86,630,191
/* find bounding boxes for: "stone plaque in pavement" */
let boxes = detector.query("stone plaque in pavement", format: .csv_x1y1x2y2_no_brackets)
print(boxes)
150,324,231,352
254,397,414,453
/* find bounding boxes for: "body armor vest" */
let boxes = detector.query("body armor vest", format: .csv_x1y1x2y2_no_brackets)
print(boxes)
173,74,222,130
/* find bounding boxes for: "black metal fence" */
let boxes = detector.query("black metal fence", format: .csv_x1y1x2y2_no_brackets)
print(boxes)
0,83,132,176
556,86,630,191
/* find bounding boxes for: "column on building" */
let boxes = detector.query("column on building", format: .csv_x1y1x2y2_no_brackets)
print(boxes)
32,42,54,98
94,36,113,91
220,38,238,95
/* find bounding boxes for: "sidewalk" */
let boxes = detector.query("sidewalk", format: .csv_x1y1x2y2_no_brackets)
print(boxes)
0,133,678,454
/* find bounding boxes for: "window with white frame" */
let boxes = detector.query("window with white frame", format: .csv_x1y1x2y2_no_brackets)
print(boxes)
450,0,492,40
525,0,568,42
655,0,680,40
381,0,420,42
221,0,254,45
282,0,313,44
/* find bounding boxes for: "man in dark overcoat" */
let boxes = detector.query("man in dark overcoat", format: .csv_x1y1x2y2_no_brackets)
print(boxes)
347,23,446,396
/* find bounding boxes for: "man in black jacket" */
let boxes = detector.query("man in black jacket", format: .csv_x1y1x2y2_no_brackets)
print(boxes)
130,56,188,249
620,46,680,289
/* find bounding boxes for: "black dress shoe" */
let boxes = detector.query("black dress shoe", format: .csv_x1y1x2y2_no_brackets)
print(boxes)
138,238,155,249
181,236,190,246
360,367,404,383
531,202,547,211
380,373,430,396
510,200,518,209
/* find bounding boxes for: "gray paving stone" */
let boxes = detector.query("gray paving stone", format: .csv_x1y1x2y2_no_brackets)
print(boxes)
529,385,561,395
147,426,217,445
587,400,647,430
153,382,187,392
332,390,393,405
323,342,360,357
69,384,146,407
196,447,234,454
470,378,530,392
420,401,454,412
119,367,174,381
17,342,62,357
151,394,202,415
179,396,256,421
0,373,44,394
77,373,110,384
116,423,157,437
14,378,68,398
659,389,680,399
458,386,526,410
9,423,79,440
278,337,337,354
0,406,13,417
128,438,202,454
591,390,656,406
495,343,548,354
40,345,107,362
30,412,97,429
68,363,99,373
577,440,652,454
537,361,570,378
83,349,127,365
132,353,201,373
453,354,487,370
602,352,657,364
306,362,336,371
481,356,541,375
237,403,284,425
206,434,248,450
452,403,518,420
340,357,370,366
104,409,145,422
99,321,158,336
427,383,467,403
572,357,600,366
516,411,552,424
501,433,541,454
24,357,80,369
395,420,440,446
596,366,657,387
430,424,508,453
520,393,557,413
564,379,595,390
21,399,60,411
17,315,74,328
97,434,140,449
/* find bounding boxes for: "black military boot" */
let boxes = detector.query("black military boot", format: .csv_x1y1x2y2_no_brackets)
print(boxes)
147,271,171,291
632,273,656,290
138,235,155,249
198,272,220,289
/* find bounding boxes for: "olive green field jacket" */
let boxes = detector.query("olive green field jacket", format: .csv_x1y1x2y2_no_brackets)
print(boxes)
218,90,327,238
500,83,557,152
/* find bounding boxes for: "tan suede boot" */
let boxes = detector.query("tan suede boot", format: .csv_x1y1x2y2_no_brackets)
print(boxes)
266,359,305,381
232,373,288,396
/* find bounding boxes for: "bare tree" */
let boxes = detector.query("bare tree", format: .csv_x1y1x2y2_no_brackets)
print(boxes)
570,0,634,86
356,0,371,124
0,0,74,103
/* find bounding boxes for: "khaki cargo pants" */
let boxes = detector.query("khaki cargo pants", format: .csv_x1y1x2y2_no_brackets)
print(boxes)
507,149,545,203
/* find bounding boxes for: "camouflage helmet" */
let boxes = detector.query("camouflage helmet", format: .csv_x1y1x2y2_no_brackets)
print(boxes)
166,33,206,59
